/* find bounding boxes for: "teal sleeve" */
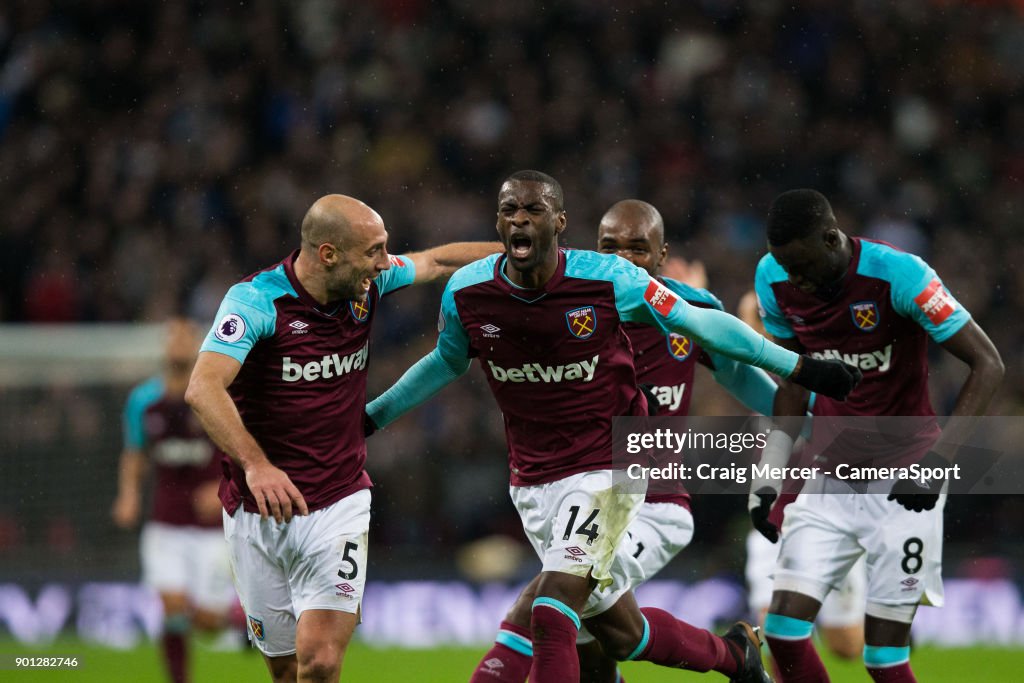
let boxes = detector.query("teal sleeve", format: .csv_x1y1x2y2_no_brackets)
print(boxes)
366,348,471,428
885,251,970,343
754,255,795,339
562,251,799,377
708,355,778,416
376,254,417,296
366,280,472,427
122,377,163,450
200,283,278,363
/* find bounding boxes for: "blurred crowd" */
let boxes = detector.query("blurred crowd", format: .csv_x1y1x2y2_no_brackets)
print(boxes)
2,0,1022,576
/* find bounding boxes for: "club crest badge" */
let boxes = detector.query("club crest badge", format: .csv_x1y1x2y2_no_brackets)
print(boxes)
248,615,265,641
566,306,597,339
667,333,692,361
349,298,371,323
850,301,879,332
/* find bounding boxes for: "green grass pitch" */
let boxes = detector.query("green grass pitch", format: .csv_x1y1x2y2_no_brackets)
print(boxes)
1,638,1020,681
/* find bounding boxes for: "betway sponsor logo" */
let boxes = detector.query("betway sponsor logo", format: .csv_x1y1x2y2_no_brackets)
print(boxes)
487,355,599,383
282,343,368,382
809,344,892,372
650,383,687,411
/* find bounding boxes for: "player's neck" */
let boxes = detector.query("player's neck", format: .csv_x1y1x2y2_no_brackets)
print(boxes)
293,251,331,305
503,251,558,289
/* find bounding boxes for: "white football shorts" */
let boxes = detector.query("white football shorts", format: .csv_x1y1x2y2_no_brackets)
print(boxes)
511,470,646,619
746,528,866,628
625,501,695,581
773,475,943,623
223,489,370,656
140,522,236,611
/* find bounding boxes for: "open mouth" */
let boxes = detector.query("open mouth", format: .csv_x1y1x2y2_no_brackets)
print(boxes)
509,233,533,260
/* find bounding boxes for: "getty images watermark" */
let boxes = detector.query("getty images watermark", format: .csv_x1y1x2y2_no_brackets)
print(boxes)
612,416,1021,495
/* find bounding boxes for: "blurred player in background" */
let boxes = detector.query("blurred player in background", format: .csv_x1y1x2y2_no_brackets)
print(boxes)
466,200,784,683
738,290,866,675
750,189,1003,682
112,317,238,683
185,194,501,683
368,171,861,683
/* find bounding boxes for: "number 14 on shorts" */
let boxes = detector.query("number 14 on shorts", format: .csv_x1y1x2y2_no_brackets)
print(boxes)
562,505,601,545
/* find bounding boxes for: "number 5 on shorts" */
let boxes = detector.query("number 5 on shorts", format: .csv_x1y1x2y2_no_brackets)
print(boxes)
338,541,360,580
562,505,601,545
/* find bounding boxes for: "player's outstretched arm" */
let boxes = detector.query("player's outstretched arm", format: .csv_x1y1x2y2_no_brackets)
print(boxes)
660,296,860,400
185,351,309,523
407,242,504,283
709,355,778,418
366,347,471,431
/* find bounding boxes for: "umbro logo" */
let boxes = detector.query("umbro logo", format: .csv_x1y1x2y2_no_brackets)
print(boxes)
290,320,310,334
563,546,587,563
484,658,504,670
335,582,356,596
481,323,501,338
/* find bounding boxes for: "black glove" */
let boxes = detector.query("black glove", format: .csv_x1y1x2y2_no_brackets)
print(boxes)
888,450,947,512
748,487,779,543
791,356,862,401
639,384,661,416
364,411,379,438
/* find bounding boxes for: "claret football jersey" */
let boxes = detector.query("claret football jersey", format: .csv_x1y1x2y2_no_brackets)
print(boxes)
755,237,970,468
201,250,416,513
123,376,220,527
436,250,726,486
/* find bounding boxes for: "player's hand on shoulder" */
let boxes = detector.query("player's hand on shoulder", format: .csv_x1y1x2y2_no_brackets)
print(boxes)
888,451,945,512
748,487,779,543
244,459,309,523
791,355,862,401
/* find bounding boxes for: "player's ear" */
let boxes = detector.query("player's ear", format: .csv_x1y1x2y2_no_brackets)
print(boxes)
318,242,339,265
658,242,669,269
555,211,567,235
823,227,840,250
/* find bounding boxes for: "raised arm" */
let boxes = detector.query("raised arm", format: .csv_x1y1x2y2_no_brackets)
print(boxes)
185,351,308,522
708,354,778,418
659,294,859,400
407,242,504,283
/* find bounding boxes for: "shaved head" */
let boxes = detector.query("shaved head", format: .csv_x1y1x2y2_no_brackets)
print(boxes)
600,200,664,245
301,194,384,250
295,194,391,303
596,199,668,277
